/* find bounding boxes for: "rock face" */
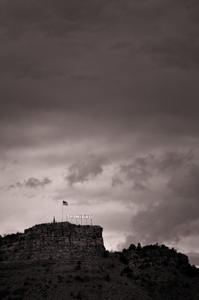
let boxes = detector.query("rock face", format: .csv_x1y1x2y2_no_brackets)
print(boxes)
1,225,199,300
0,222,104,262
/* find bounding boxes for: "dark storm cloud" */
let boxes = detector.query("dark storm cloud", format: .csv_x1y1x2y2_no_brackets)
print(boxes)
65,155,108,186
107,40,132,51
1,67,198,152
0,0,199,129
0,0,112,39
71,74,99,81
142,36,199,69
8,177,52,189
154,150,194,173
138,0,199,69
167,163,199,199
112,150,194,189
112,160,152,190
118,155,199,248
0,0,160,37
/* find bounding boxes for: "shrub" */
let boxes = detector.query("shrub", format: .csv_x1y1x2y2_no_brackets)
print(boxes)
119,253,129,265
75,260,81,270
74,276,82,282
171,247,177,253
128,244,136,251
121,266,133,278
12,287,27,296
162,260,168,267
0,289,10,298
161,244,168,250
123,266,133,274
184,265,197,277
105,274,111,282
183,282,190,288
103,250,109,258
76,291,82,299
42,292,48,298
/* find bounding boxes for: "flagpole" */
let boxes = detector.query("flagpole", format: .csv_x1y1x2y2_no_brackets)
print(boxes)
62,201,68,222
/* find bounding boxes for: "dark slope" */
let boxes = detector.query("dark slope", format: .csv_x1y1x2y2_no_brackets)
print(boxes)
0,224,199,299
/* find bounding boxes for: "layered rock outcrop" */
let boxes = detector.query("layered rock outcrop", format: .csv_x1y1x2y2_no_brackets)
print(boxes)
0,222,104,262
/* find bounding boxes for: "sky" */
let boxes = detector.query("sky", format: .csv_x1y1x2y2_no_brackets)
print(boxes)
1,0,199,265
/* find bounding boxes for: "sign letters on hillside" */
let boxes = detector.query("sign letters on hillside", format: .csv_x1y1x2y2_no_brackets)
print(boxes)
66,214,92,225
67,214,92,219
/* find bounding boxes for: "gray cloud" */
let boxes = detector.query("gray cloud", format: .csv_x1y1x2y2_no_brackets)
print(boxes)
112,150,194,189
112,161,152,190
7,182,23,190
154,150,194,173
139,0,199,69
71,74,99,81
0,0,199,151
113,149,199,252
107,40,132,51
142,36,199,69
25,177,52,188
8,177,52,189
0,0,112,39
118,158,199,249
187,252,199,266
65,155,108,186
112,176,123,187
167,163,199,199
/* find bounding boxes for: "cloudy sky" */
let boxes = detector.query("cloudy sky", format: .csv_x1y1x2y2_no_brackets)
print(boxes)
1,0,199,264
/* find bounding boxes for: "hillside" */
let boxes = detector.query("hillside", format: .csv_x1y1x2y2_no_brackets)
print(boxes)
0,222,199,300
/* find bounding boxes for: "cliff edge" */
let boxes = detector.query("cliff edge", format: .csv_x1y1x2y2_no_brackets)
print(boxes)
0,223,199,300
0,222,104,262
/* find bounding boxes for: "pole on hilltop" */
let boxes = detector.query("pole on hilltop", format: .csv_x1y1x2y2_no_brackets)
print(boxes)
62,200,68,222
62,201,63,222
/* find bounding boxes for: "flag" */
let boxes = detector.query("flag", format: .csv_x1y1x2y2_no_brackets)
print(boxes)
63,201,68,206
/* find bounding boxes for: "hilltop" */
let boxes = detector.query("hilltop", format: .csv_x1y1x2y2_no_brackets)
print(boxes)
0,222,199,299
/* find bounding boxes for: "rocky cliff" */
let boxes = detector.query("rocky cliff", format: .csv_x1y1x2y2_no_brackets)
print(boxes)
1,223,199,299
0,222,104,262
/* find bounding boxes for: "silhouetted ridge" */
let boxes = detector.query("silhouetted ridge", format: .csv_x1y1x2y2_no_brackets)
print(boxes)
0,223,199,299
0,222,104,262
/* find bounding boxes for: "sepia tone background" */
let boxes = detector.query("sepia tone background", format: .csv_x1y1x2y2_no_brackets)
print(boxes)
0,0,199,265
